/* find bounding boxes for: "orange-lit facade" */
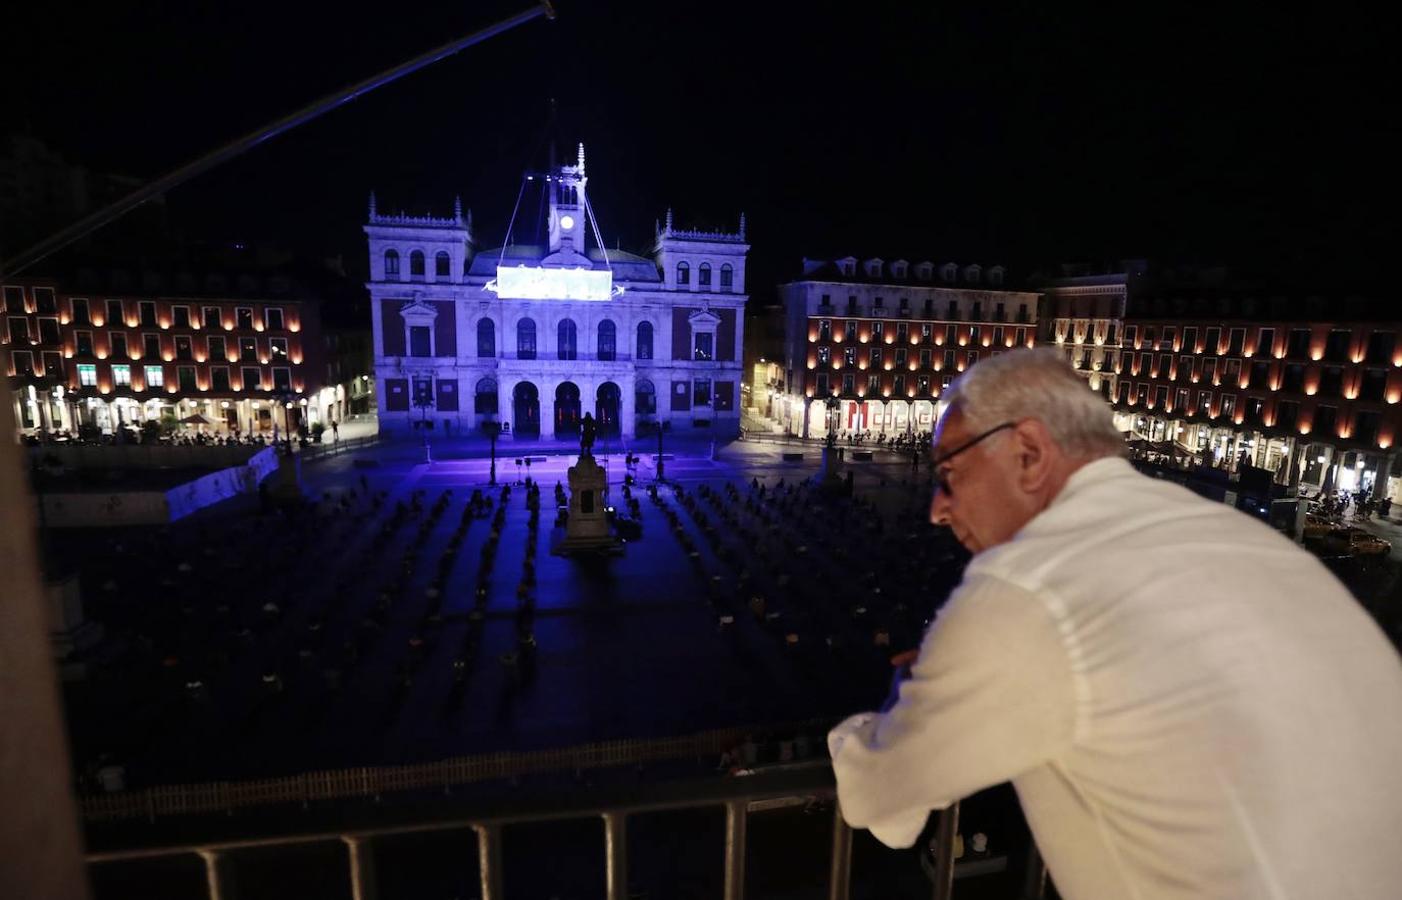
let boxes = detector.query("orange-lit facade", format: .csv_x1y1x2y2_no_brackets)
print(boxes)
775,257,1040,438
3,281,322,437
1107,300,1402,496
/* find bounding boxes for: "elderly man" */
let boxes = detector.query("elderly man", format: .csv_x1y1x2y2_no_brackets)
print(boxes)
829,348,1402,899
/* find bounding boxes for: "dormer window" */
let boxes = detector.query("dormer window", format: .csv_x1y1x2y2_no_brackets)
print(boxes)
915,262,933,281
864,259,883,278
891,261,908,279
988,266,1005,286
940,263,958,283
964,264,981,284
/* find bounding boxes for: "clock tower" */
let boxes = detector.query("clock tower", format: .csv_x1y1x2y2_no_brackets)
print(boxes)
546,143,588,263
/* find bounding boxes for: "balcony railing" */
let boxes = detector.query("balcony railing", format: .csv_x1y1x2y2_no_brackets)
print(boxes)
85,763,999,900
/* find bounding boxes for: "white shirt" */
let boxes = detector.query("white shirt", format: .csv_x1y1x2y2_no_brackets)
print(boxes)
829,457,1402,899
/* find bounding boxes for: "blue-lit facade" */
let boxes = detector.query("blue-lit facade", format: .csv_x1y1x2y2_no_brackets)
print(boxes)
365,147,748,440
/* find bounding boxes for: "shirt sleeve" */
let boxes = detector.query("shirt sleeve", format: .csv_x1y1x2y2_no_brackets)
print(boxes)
828,574,1077,848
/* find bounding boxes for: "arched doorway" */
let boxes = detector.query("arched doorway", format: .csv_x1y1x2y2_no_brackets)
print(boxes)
596,382,621,437
555,382,581,438
512,382,539,437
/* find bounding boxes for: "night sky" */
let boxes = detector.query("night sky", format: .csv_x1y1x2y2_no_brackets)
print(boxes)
5,1,1394,294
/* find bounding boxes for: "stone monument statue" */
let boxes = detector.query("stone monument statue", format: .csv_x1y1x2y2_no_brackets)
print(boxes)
553,449,622,556
580,412,597,454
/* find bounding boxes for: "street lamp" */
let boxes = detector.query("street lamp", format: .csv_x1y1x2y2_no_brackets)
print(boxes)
482,420,503,486
824,394,841,449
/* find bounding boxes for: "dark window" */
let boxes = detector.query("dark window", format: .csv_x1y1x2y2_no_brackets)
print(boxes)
34,287,56,313
1283,364,1305,393
848,296,859,315
203,306,222,329
12,352,33,376
1361,368,1387,402
919,349,931,368
694,332,714,361
1181,327,1196,352
38,318,60,344
1204,327,1221,354
845,321,858,341
1154,386,1169,409
676,262,689,286
74,330,92,356
895,348,907,366
109,332,127,359
1144,326,1158,347
1256,328,1275,357
635,379,656,414
872,321,884,341
177,366,197,392
1227,328,1245,356
1367,331,1395,364
844,346,857,367
1324,329,1351,363
815,373,829,395
1319,366,1343,396
719,264,733,291
106,299,124,325
409,250,425,278
842,373,855,394
893,374,906,395
475,377,498,414
944,350,955,371
208,336,226,361
1117,382,1130,404
0,286,19,311
265,308,284,331
1286,328,1310,359
817,346,831,365
557,319,578,360
517,318,537,359
698,263,711,287
896,322,908,342
1277,400,1299,431
1314,405,1337,436
384,250,400,277
240,338,257,362
272,367,291,391
1250,360,1270,389
139,301,156,326
175,336,193,360
241,367,262,390
597,319,616,361
435,251,451,278
409,326,431,357
1220,394,1237,419
212,368,231,392
917,374,931,395
172,306,191,328
71,298,90,325
42,352,61,378
694,379,711,406
477,318,495,357
236,307,254,330
144,334,161,359
1355,410,1382,445
992,326,1004,347
870,347,882,367
269,337,288,362
636,321,653,359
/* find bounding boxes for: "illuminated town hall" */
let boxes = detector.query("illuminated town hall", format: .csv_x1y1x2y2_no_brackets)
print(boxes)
366,145,748,440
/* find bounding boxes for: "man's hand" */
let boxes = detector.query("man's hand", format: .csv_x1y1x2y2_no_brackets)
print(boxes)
881,649,920,712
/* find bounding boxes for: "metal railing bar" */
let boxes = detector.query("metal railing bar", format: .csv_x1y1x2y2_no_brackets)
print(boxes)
723,799,747,900
86,764,836,863
603,811,628,900
343,835,377,900
827,800,853,900
931,802,960,900
198,849,233,900
476,823,504,900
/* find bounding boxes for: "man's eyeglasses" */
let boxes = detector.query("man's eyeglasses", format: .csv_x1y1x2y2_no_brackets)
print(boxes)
930,422,1015,496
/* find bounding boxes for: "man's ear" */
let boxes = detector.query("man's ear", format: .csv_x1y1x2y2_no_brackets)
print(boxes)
1013,419,1057,491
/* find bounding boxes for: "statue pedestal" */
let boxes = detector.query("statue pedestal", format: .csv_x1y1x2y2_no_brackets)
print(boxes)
553,452,622,556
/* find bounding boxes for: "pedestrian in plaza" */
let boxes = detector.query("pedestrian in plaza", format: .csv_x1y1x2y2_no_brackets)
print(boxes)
829,348,1402,900
331,419,339,442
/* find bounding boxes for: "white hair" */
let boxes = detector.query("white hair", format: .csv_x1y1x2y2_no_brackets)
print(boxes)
941,347,1125,458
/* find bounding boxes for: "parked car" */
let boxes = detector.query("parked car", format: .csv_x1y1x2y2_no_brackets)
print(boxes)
1321,527,1391,558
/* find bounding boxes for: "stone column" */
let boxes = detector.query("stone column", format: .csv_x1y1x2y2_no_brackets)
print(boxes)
541,380,556,442
620,375,636,440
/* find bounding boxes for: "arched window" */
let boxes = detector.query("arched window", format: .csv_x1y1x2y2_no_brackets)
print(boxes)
720,264,733,292
698,262,712,287
636,321,653,360
517,318,537,359
474,377,498,414
635,379,656,415
676,261,690,286
477,318,496,357
597,319,616,361
409,250,425,278
384,249,400,278
435,251,451,279
557,318,578,360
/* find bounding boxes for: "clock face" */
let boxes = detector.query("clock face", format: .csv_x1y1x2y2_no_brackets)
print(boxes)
559,214,575,230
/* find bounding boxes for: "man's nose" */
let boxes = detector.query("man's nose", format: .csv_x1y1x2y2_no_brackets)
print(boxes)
930,486,951,526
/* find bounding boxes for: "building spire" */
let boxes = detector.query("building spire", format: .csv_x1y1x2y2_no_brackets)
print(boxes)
664,207,673,233
739,212,746,241
577,142,586,176
368,190,377,218
453,194,463,223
